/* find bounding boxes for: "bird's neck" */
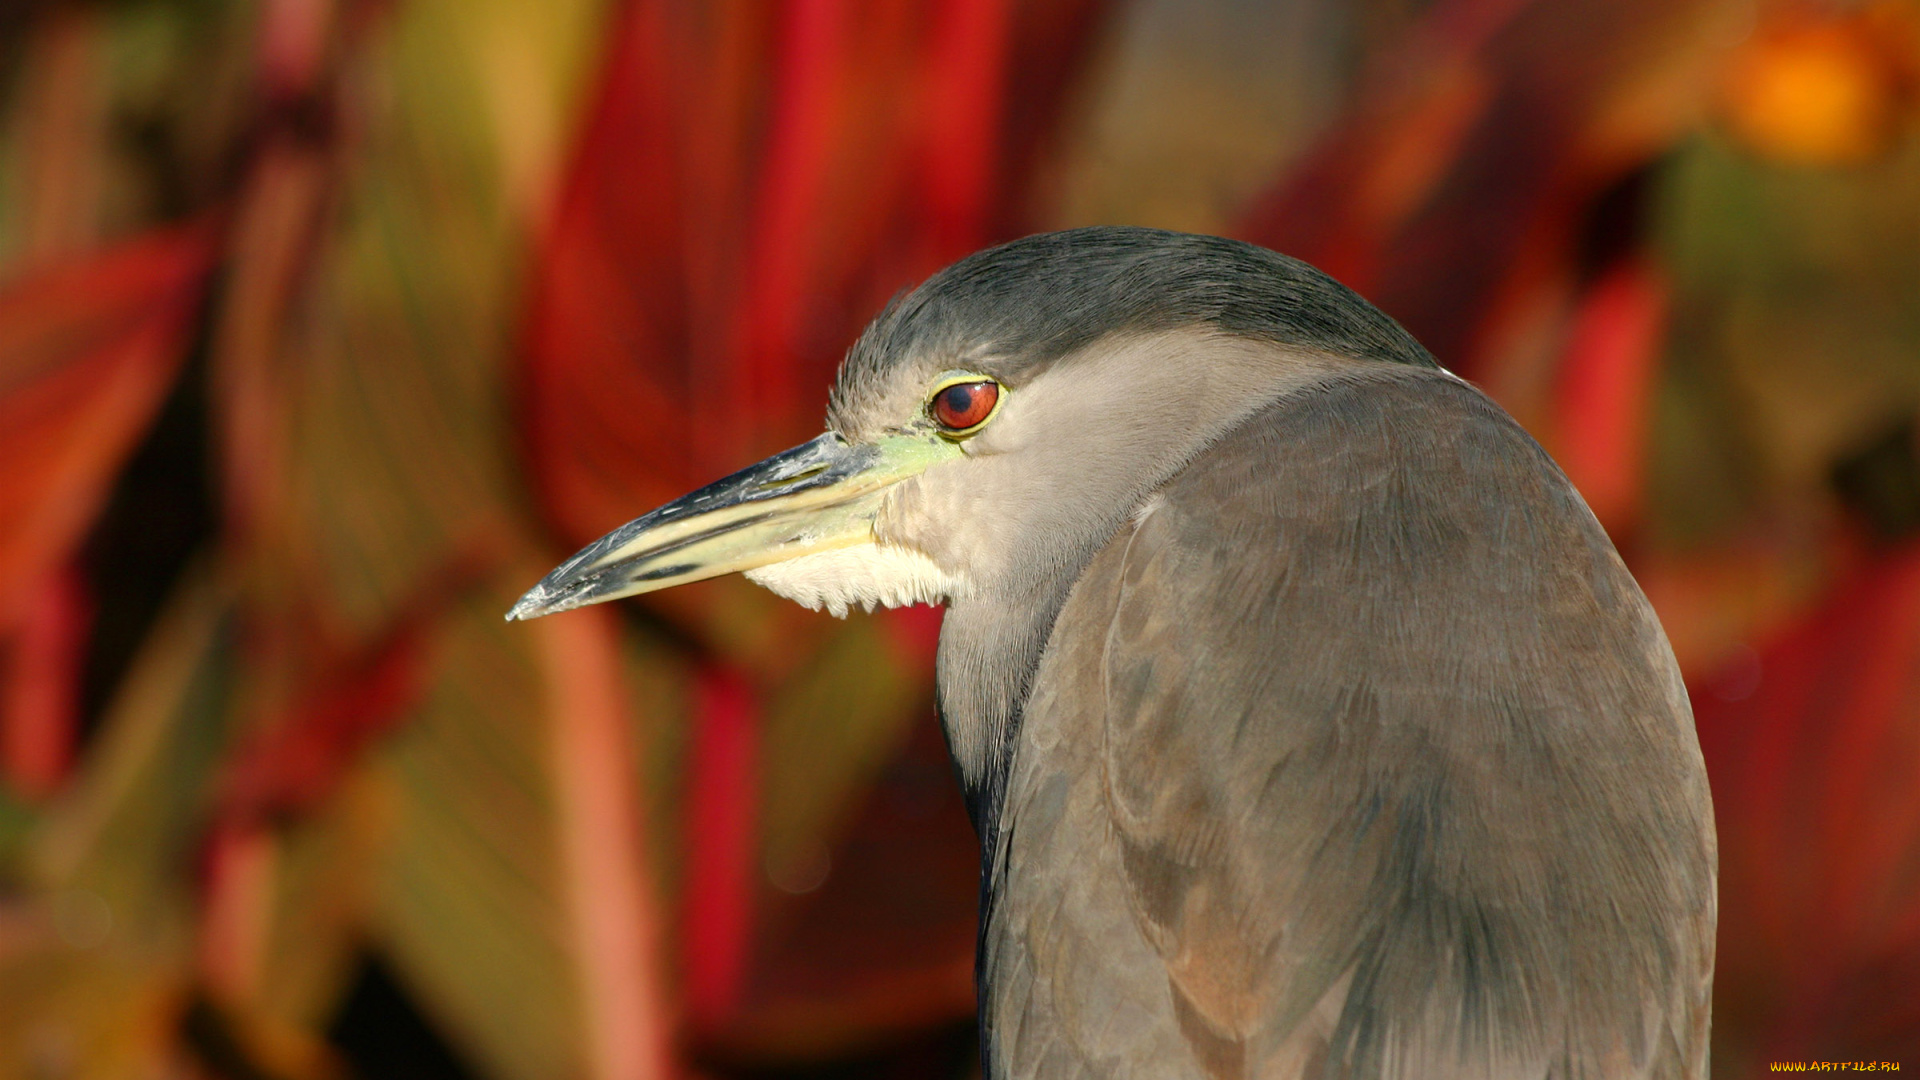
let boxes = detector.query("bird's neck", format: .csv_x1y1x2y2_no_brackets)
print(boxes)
935,584,1072,847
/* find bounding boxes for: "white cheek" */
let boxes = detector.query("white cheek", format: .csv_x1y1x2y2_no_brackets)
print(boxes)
744,542,972,618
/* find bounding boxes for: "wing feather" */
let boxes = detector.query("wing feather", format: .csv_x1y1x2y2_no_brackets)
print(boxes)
984,368,1714,1079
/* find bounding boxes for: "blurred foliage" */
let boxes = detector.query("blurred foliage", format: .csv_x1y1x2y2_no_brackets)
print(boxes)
0,0,1918,1078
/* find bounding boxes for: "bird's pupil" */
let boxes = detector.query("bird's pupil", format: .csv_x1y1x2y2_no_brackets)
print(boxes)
933,381,996,430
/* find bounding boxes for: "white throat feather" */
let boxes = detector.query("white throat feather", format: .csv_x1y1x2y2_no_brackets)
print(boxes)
744,542,970,618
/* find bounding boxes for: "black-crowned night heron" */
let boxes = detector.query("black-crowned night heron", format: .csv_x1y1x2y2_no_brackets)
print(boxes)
509,228,1716,1078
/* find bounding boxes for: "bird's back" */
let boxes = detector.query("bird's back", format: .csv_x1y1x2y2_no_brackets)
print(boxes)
982,365,1715,1079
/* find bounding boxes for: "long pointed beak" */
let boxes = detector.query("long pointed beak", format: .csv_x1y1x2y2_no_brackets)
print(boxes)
506,431,957,620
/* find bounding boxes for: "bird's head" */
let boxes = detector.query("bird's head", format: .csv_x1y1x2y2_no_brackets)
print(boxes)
506,227,1434,624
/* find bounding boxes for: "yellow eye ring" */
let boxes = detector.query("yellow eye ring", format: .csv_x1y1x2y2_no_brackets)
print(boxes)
928,373,1004,437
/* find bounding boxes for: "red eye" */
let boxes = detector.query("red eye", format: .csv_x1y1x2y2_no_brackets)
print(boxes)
931,380,999,431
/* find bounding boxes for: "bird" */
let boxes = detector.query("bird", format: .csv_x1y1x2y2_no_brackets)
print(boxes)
507,227,1717,1079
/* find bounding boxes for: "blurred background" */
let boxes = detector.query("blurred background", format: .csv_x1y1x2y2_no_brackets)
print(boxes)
2,0,1918,1076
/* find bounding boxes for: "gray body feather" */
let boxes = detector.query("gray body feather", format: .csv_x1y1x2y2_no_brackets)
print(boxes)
965,369,1715,1078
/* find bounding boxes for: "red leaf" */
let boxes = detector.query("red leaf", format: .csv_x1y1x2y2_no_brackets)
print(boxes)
217,622,434,825
216,546,494,825
922,0,1013,255
1235,0,1722,375
682,666,762,1033
735,0,856,440
990,0,1111,239
519,0,701,541
1234,0,1530,300
1695,542,1920,1066
519,0,1119,549
197,818,278,1001
0,564,90,799
0,224,214,623
1549,258,1668,535
537,605,677,1080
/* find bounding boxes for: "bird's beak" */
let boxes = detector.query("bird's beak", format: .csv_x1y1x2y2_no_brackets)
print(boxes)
505,431,959,620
